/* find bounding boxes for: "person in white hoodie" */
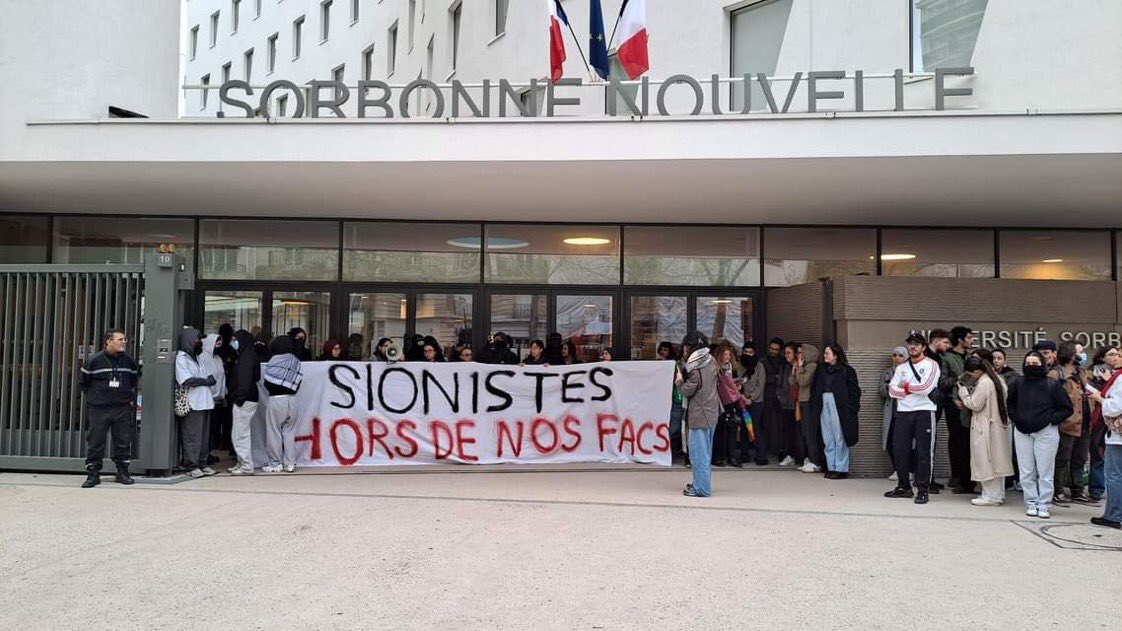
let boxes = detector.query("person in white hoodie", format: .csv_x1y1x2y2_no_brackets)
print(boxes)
175,327,217,478
1087,346,1122,529
201,334,228,463
885,333,941,504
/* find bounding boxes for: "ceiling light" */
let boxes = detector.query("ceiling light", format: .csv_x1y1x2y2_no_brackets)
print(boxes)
279,300,309,306
563,237,611,246
1041,258,1064,263
446,237,529,250
873,253,917,261
583,304,598,308
709,299,732,305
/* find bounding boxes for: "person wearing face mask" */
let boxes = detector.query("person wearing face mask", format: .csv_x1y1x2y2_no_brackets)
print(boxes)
1008,351,1073,519
482,331,519,365
739,344,768,466
1050,341,1095,505
1086,345,1122,529
880,346,908,480
227,330,260,475
761,338,787,464
288,327,313,361
175,327,218,478
957,353,1014,506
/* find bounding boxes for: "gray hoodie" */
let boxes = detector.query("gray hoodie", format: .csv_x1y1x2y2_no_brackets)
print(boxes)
680,349,720,430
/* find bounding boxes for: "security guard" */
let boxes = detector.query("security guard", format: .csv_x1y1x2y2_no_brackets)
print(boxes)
79,328,140,488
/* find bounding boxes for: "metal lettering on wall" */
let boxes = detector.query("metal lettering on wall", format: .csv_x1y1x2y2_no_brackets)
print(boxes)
912,328,1122,350
214,67,975,120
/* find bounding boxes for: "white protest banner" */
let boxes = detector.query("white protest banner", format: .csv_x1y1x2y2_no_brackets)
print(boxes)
261,361,674,467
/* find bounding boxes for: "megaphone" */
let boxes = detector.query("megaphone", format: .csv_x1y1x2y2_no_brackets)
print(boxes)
385,345,402,363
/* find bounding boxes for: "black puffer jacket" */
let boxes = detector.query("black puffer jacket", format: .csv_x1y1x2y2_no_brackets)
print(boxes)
228,329,261,406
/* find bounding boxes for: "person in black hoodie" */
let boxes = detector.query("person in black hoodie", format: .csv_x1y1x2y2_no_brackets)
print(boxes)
288,327,313,361
482,331,519,365
810,343,862,479
227,329,261,475
761,338,787,463
1009,351,1074,519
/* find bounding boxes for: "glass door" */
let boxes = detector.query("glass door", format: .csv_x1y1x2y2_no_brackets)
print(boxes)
416,292,474,361
628,294,688,360
272,291,332,358
346,287,478,362
487,293,548,360
347,292,407,360
696,295,756,348
203,290,264,337
555,294,614,363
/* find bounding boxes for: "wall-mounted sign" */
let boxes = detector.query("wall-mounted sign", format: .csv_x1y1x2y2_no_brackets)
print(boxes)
216,67,975,120
913,328,1121,350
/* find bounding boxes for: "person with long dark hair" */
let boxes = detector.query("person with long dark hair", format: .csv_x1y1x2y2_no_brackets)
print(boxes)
524,339,548,365
1087,346,1122,529
810,343,861,479
957,352,1014,506
1009,351,1073,518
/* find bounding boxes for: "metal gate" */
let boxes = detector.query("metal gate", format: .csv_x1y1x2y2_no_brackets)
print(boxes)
0,265,144,470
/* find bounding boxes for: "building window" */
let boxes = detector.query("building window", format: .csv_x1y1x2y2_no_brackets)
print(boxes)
999,230,1112,281
189,25,199,59
356,45,372,80
293,15,305,58
911,0,989,72
485,225,620,285
201,74,211,109
267,33,279,73
388,22,398,75
0,215,49,264
210,11,220,47
408,0,417,49
200,219,339,281
624,226,761,286
244,48,254,81
730,0,794,112
494,0,509,36
351,0,359,23
763,227,876,287
232,0,241,33
277,94,288,116
881,229,995,278
53,217,195,274
320,0,332,42
222,61,232,85
450,2,462,72
343,222,482,282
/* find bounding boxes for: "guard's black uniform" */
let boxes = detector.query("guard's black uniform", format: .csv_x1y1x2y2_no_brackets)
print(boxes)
80,350,140,474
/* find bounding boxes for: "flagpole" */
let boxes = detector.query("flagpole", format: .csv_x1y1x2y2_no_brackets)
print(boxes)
562,19,595,81
608,0,627,48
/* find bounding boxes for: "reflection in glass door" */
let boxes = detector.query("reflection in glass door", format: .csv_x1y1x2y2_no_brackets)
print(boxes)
488,293,548,360
348,292,407,360
697,295,754,348
629,295,687,360
556,295,613,363
416,293,474,360
203,291,264,337
272,292,332,357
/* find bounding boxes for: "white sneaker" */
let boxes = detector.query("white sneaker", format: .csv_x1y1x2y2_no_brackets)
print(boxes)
1014,481,1023,492
1037,508,1051,519
283,464,296,473
201,466,217,476
262,464,283,473
798,460,821,473
778,456,795,467
188,468,205,478
971,498,1002,507
229,466,254,476
1025,506,1038,517
889,472,898,482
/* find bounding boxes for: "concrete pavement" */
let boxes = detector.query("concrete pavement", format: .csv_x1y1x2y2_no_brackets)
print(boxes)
1,467,1118,630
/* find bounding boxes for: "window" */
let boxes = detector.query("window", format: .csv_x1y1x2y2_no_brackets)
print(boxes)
624,226,761,286
231,0,241,33
210,11,220,47
277,94,288,116
557,295,613,362
697,296,755,348
199,219,339,280
881,229,995,278
293,15,305,58
189,25,199,59
362,45,375,80
267,33,279,73
999,230,1112,281
201,74,211,109
450,2,462,72
348,292,407,360
222,61,232,85
0,215,49,263
729,0,794,111
53,217,195,274
320,0,332,42
387,22,398,75
763,227,876,286
351,0,359,23
494,0,509,37
244,48,254,81
629,296,687,360
911,0,989,72
343,222,481,282
484,225,620,285
408,0,417,48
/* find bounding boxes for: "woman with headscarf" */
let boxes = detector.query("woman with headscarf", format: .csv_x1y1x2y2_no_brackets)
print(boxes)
288,327,313,361
809,343,861,479
880,346,908,480
957,353,1014,506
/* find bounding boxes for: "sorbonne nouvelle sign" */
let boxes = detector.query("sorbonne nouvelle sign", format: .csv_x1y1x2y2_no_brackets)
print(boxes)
217,67,975,119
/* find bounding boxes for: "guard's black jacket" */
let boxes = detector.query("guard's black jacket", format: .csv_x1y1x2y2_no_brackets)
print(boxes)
79,350,140,407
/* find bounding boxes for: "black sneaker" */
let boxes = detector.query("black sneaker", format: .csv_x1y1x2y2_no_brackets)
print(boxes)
1090,517,1121,529
914,490,930,504
884,487,914,499
930,481,945,491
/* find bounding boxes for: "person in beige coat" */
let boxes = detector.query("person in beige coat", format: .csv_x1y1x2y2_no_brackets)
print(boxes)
957,354,1014,506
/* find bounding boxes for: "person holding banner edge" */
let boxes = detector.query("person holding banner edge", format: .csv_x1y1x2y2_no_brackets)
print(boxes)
678,331,720,497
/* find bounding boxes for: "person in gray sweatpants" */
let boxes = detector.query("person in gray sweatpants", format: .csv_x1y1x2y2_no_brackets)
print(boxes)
262,335,303,473
175,327,217,478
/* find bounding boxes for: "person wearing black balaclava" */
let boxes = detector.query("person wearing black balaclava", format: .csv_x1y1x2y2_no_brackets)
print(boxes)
1009,351,1073,519
482,331,519,365
288,327,313,361
761,338,787,463
405,334,427,362
545,332,565,365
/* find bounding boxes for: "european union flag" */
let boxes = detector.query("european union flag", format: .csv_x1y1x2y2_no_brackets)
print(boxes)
589,0,610,80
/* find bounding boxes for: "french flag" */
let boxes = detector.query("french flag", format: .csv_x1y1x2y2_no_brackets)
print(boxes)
613,0,649,79
549,0,569,82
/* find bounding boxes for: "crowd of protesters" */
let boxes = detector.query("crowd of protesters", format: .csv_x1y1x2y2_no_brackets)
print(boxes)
79,320,1122,530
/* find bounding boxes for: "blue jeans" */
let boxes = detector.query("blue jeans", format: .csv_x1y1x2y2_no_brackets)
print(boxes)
688,426,715,497
1089,422,1107,499
1014,425,1060,511
820,393,850,473
1103,444,1122,523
